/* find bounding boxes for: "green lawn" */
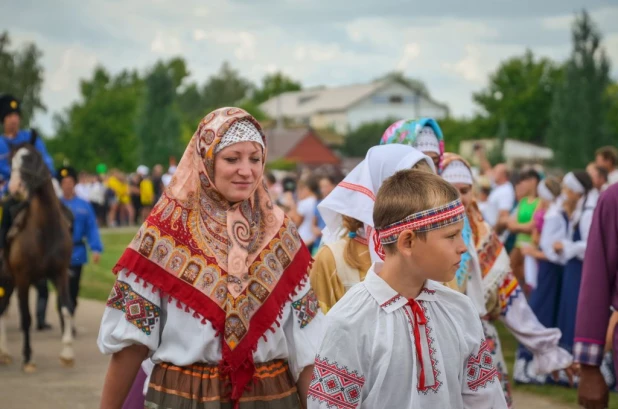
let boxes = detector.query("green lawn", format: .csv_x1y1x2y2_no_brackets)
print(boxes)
82,228,616,407
81,229,137,301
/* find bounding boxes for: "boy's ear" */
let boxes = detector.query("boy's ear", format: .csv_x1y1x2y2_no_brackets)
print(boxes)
396,229,416,255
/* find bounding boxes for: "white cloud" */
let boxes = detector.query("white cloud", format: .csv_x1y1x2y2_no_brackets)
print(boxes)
49,47,98,92
396,43,421,71
150,31,183,54
2,0,617,133
193,29,206,41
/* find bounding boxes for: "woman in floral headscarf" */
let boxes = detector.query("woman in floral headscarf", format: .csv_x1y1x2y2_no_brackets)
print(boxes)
380,118,445,172
98,108,324,409
441,153,574,407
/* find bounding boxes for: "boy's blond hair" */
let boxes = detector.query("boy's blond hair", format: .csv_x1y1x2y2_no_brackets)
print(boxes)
411,160,434,173
373,169,460,251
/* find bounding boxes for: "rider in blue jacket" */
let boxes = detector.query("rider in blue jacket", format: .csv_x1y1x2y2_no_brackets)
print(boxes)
0,94,57,330
0,94,55,183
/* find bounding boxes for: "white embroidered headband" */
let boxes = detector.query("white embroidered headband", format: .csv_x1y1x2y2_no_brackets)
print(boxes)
441,160,473,186
414,126,440,155
215,119,265,154
563,172,585,195
537,180,556,202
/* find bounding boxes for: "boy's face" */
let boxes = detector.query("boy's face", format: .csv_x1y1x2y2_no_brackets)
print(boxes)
407,220,467,283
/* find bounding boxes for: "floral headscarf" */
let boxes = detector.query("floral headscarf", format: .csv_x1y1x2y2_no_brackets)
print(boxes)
380,118,445,172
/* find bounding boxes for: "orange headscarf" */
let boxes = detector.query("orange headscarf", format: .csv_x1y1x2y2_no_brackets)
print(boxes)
113,107,311,403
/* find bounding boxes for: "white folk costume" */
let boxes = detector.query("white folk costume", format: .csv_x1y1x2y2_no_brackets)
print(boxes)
308,198,507,408
318,144,434,263
98,108,324,409
441,154,572,405
312,145,433,313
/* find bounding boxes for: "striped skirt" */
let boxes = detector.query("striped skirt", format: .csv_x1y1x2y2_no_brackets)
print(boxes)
144,360,301,409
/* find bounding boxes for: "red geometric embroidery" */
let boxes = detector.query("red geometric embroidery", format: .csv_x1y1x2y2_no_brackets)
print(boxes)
421,287,436,295
403,301,442,394
466,338,499,391
380,294,402,309
292,288,319,329
106,280,161,335
308,356,365,409
339,182,376,201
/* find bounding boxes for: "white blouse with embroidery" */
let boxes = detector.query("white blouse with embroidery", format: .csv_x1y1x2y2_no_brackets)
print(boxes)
97,269,325,382
307,264,508,409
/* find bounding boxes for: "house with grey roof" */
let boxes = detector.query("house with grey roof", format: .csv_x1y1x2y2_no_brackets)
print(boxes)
260,77,449,134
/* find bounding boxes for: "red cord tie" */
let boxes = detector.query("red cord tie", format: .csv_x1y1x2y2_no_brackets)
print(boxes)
407,299,428,389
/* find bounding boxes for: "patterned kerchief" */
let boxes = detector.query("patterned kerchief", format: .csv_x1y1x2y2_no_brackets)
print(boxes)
113,107,311,403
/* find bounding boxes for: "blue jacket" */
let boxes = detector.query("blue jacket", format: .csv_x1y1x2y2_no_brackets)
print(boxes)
0,130,55,181
61,196,103,266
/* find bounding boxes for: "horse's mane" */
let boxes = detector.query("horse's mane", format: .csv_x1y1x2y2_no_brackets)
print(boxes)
9,144,68,240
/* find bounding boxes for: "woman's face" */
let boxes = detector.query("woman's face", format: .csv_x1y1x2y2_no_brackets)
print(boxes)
425,152,440,170
319,178,336,199
453,183,473,209
562,186,582,206
214,141,263,203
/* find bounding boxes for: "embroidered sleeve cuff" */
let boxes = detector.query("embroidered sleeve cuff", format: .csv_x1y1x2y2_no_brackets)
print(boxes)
573,341,604,367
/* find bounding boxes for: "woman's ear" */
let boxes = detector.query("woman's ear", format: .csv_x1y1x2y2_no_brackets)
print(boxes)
396,229,416,256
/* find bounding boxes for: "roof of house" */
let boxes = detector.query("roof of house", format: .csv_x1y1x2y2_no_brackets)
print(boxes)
263,126,343,164
264,127,310,161
260,79,448,118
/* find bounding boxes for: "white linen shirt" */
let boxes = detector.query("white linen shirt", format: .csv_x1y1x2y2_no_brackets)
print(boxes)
98,269,325,382
307,263,507,409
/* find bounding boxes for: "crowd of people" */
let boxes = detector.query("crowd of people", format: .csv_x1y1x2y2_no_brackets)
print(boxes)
1,93,616,409
72,164,176,228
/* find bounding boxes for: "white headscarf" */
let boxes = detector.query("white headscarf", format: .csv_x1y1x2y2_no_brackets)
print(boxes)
415,126,441,155
318,144,435,262
442,160,474,186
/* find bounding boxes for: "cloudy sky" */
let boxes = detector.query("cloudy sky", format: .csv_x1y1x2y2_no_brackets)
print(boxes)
3,0,618,134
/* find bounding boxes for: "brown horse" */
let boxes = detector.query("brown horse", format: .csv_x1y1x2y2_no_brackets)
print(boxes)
0,144,74,372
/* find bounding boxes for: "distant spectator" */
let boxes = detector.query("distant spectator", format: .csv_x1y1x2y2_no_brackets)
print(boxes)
312,174,340,252
487,164,516,242
587,162,609,191
151,164,164,202
89,173,107,226
161,166,176,188
287,177,318,250
139,167,155,222
595,146,618,186
75,171,91,201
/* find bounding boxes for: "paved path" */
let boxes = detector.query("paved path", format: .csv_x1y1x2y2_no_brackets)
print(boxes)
0,293,578,408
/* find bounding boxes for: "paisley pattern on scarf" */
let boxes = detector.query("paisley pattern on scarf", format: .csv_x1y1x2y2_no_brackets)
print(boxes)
112,107,311,403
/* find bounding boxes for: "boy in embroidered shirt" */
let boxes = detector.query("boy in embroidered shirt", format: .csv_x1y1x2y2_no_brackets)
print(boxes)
308,169,508,409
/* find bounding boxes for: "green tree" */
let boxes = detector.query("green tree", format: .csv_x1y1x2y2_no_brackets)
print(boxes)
437,116,495,154
473,50,563,144
340,118,398,157
252,72,301,104
606,82,618,144
49,67,143,172
202,62,252,110
546,10,613,169
135,61,183,167
0,32,45,127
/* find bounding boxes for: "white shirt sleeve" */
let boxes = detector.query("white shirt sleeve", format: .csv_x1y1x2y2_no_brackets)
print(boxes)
284,280,326,381
307,314,367,409
496,187,515,212
561,207,594,261
498,273,573,374
461,314,509,409
539,212,567,265
97,269,163,355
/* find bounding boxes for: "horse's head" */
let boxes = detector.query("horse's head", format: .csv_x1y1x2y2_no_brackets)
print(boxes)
8,144,52,198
